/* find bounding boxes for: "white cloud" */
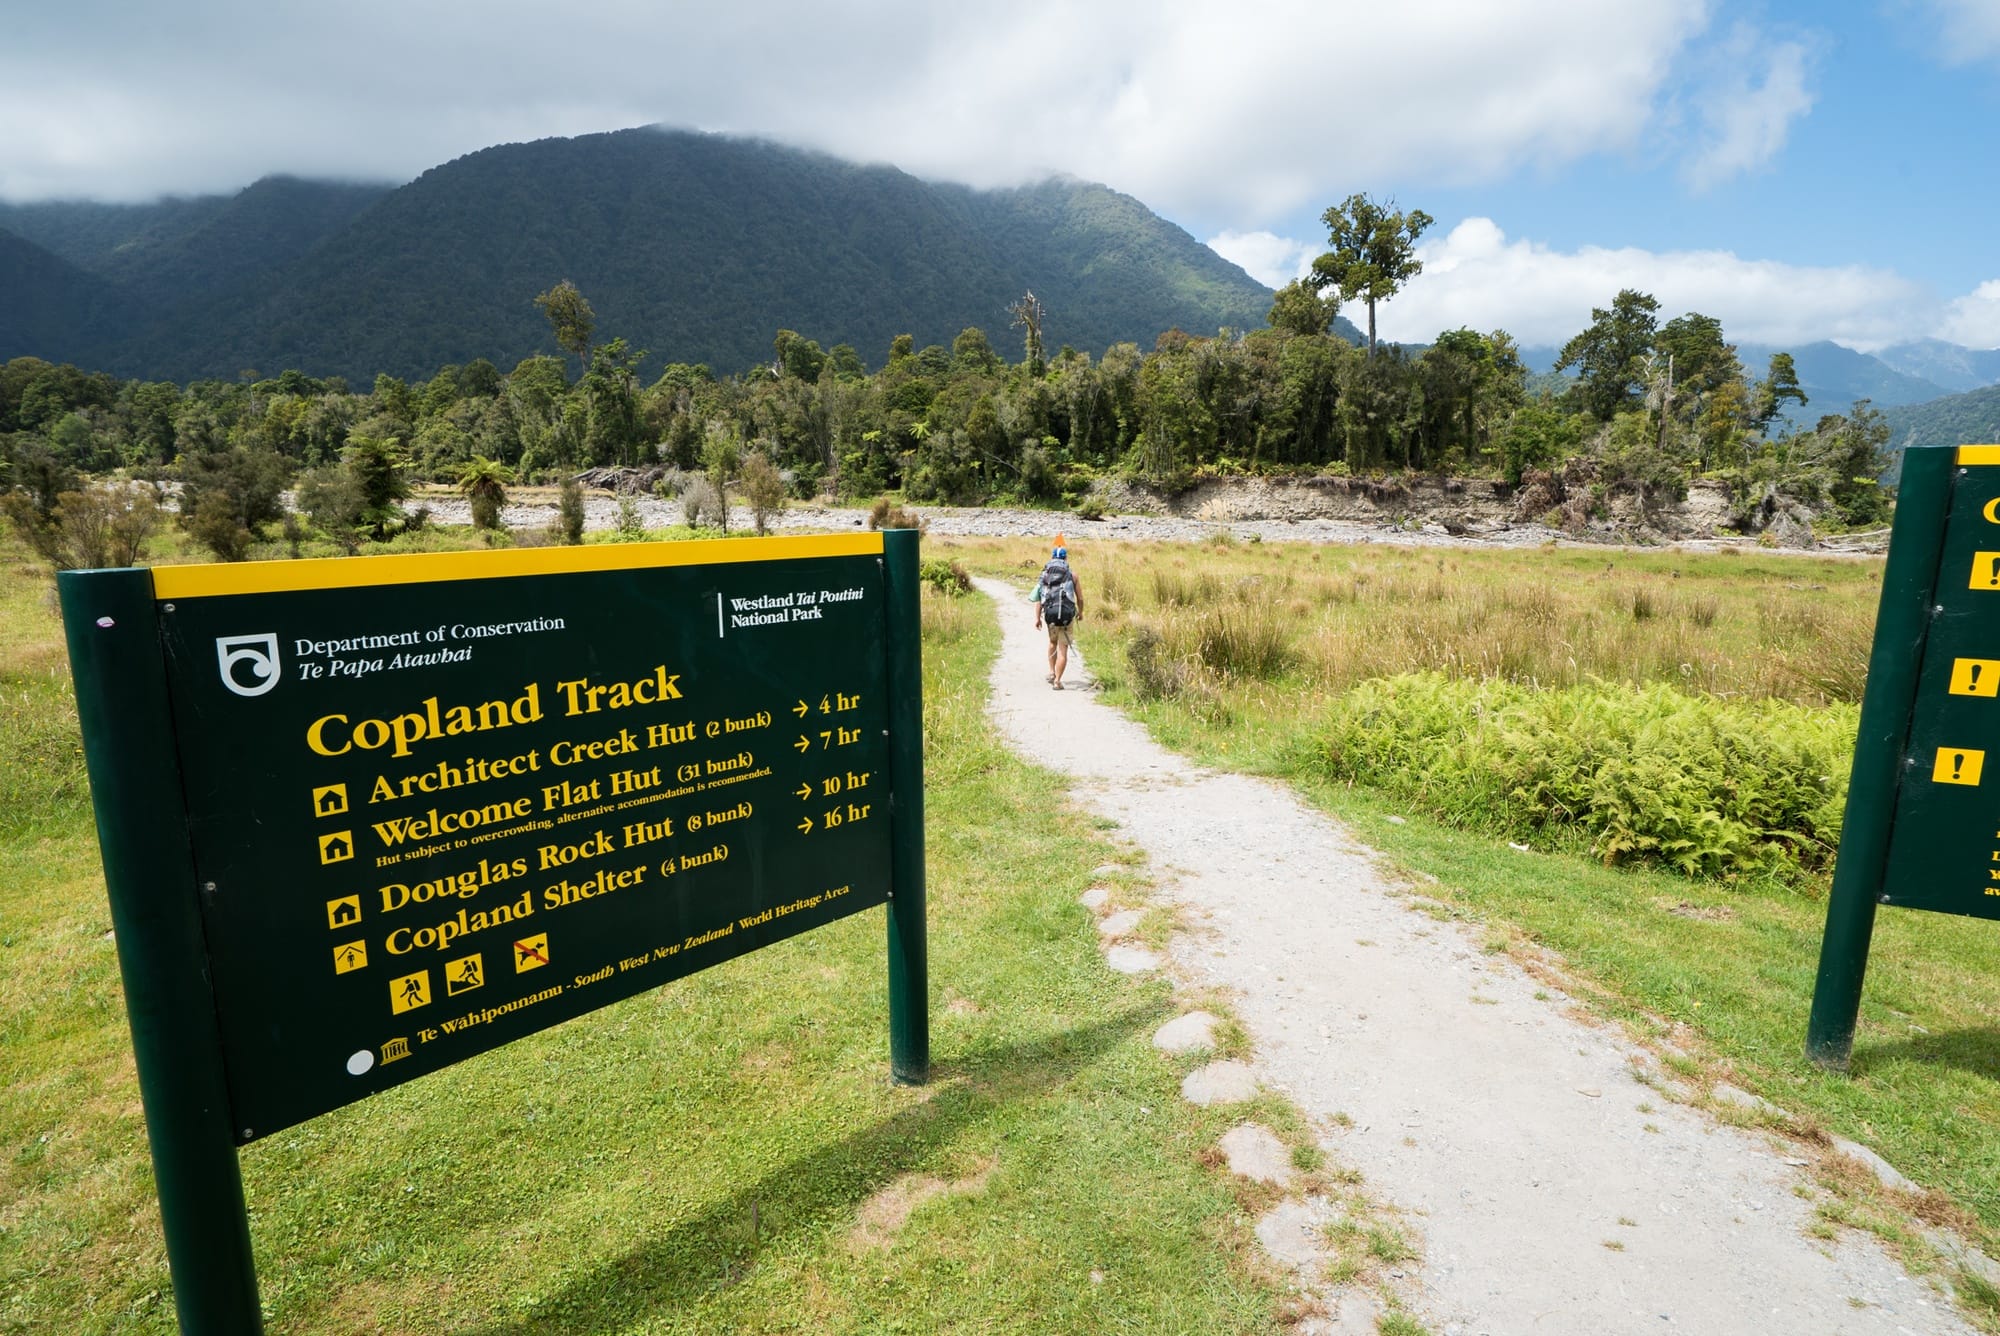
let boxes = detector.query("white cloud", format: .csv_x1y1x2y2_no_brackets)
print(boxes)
1222,217,1937,351
1207,231,1319,289
0,0,1710,218
1680,30,1817,190
1923,0,2000,63
1940,280,2000,348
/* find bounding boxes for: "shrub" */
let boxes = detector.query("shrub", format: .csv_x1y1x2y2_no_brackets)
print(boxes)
739,449,787,535
616,492,644,540
869,498,924,531
1312,673,1854,878
919,558,971,596
178,443,294,560
557,477,586,545
680,477,721,529
54,483,162,569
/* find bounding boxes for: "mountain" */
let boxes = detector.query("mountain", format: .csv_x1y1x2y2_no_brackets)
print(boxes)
1871,338,2000,395
1731,341,1948,415
0,228,138,365
0,194,234,271
1520,339,1958,426
0,129,1276,382
1881,383,2000,451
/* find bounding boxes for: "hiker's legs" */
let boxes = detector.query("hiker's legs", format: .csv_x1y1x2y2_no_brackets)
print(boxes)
1048,623,1071,686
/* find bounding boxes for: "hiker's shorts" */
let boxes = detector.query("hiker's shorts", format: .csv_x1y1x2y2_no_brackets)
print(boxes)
1045,621,1073,647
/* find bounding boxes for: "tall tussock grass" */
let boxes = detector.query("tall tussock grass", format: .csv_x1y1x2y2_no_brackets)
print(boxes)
1092,541,1874,707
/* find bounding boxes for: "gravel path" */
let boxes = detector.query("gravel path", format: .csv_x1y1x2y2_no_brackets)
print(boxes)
973,577,1969,1336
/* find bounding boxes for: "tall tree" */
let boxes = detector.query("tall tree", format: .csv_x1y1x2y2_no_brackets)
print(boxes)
1556,289,1661,421
1009,291,1047,378
1751,352,1809,431
1310,194,1434,357
533,280,596,379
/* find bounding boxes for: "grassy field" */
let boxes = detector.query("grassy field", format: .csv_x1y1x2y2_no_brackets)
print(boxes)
0,528,1314,1335
938,531,2000,1299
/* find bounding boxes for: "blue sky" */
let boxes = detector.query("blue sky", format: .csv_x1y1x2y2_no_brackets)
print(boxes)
3,1,1996,352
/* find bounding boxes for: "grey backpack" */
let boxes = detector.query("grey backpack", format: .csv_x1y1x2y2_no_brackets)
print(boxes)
1040,559,1076,626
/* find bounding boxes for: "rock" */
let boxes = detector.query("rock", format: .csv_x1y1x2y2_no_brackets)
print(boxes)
1255,1195,1337,1270
1079,886,1111,910
1711,1083,1780,1115
1764,511,1815,549
1182,1060,1259,1106
1830,1137,1918,1192
1091,863,1124,878
1153,1011,1221,1054
1104,944,1160,975
1926,1227,2000,1290
1219,1123,1295,1187
1097,909,1143,940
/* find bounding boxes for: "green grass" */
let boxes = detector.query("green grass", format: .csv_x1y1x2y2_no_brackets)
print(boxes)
932,535,2000,1274
0,531,1295,1334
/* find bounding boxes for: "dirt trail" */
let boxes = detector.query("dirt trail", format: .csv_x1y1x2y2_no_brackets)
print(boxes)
973,577,1970,1336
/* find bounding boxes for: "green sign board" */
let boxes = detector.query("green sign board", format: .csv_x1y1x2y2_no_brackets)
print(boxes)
58,529,929,1334
1809,445,2000,1069
1878,451,2000,917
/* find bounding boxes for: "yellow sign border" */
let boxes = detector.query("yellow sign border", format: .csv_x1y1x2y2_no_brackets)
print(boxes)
149,531,887,600
1955,445,2000,466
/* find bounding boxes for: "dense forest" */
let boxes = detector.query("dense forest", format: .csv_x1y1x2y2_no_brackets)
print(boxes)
0,260,1901,564
1882,381,2000,453
0,128,1287,382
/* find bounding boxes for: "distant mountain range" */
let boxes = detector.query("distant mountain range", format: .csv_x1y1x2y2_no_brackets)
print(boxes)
0,128,1288,383
1520,337,2000,441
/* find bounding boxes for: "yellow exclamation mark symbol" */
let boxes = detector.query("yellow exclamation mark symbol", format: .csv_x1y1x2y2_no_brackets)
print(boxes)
1933,748,1986,786
1971,553,2000,589
1951,659,2000,697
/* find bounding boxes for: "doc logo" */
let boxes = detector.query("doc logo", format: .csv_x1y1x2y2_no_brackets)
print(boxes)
215,633,282,697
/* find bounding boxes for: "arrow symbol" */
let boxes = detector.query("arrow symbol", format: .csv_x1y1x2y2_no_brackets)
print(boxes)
793,699,808,717
794,735,809,752
797,816,814,834
795,782,812,800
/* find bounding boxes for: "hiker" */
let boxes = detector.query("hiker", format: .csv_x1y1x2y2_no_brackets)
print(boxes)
1033,543,1082,689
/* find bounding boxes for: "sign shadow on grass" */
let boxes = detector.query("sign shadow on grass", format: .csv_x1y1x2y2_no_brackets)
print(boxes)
452,1003,1167,1335
1851,1025,2000,1081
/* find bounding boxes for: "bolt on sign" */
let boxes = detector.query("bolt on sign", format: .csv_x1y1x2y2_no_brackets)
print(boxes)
58,530,929,1335
1809,446,2000,1070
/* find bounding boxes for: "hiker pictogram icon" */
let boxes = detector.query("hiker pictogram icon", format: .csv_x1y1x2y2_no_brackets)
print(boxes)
446,953,484,996
390,970,431,1014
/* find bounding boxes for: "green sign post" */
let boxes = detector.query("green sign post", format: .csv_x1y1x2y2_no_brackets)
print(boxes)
58,529,929,1334
1809,444,2000,1069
